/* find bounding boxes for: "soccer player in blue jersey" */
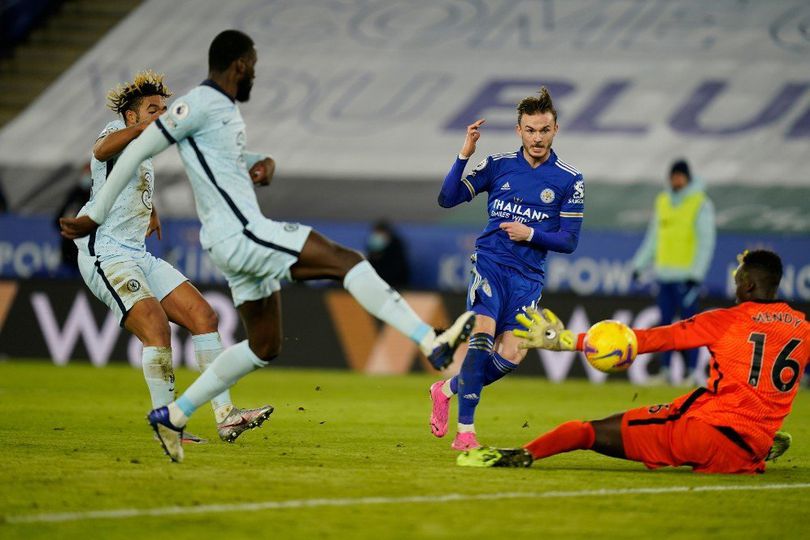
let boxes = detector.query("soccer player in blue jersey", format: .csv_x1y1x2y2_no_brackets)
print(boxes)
430,87,585,450
77,70,271,444
61,30,474,462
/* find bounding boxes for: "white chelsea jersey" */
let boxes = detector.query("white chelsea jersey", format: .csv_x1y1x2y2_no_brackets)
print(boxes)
153,82,266,249
76,119,154,256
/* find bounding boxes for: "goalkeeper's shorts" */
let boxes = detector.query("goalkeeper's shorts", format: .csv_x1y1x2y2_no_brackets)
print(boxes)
621,390,765,474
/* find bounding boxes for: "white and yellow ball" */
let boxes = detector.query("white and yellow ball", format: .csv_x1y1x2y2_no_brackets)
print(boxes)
583,320,638,373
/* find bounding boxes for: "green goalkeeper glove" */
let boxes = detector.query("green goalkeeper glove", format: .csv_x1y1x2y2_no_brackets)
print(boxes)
514,308,575,351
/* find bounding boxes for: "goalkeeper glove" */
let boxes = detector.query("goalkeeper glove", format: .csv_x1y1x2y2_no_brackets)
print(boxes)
514,307,575,351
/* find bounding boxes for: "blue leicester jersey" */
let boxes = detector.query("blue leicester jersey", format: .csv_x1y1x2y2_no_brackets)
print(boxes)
452,148,584,280
152,80,267,249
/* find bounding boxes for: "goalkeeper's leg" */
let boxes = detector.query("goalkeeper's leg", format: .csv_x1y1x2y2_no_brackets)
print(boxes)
457,416,616,468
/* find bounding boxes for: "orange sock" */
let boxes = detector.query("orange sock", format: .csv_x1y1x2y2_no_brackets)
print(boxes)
523,421,595,460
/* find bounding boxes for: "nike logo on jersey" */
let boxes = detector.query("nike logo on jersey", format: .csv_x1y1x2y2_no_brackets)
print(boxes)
222,119,231,125
501,182,511,191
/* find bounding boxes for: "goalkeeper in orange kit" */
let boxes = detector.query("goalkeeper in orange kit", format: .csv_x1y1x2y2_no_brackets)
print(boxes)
458,250,808,474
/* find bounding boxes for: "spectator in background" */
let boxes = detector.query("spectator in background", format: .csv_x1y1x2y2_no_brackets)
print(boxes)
54,163,92,272
632,159,716,385
366,220,410,288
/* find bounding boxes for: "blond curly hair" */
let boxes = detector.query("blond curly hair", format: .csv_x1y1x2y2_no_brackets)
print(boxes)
106,70,172,116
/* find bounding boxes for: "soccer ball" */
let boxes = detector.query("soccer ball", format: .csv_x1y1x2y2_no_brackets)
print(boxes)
583,320,638,373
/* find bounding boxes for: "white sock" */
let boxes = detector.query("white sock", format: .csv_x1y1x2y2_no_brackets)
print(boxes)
141,346,174,408
343,260,436,354
174,340,266,423
441,379,454,398
167,402,189,428
458,423,476,433
192,332,233,423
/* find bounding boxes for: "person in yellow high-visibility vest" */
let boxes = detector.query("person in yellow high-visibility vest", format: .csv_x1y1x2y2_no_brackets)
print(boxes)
631,159,716,385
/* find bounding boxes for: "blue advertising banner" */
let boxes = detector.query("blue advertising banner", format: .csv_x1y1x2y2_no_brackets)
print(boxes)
2,215,809,301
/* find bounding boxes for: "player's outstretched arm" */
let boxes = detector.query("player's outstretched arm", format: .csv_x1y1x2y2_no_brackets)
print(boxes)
633,309,726,354
60,123,171,240
88,123,170,225
93,119,154,162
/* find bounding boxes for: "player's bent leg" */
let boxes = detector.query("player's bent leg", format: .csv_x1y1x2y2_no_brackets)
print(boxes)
125,298,184,462
160,281,237,424
152,294,280,459
294,230,474,370
478,331,525,387
431,314,490,439
290,229,363,281
125,296,171,347
198,294,282,443
522,419,598,461
450,315,495,451
161,281,218,335
238,293,284,362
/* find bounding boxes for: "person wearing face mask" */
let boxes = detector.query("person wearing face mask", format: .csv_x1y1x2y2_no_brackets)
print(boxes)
631,159,716,386
366,220,410,288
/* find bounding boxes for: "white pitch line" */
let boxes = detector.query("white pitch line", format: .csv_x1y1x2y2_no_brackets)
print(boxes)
6,483,810,525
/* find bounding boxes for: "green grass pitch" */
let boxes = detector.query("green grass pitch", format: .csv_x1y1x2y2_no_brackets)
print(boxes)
1,361,808,539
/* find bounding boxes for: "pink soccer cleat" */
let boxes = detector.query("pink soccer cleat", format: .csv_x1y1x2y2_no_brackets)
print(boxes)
429,381,451,438
451,431,481,451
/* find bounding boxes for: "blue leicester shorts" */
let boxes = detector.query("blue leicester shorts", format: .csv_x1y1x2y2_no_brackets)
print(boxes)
466,252,544,337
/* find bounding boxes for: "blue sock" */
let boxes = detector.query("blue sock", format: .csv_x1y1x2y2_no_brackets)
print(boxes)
457,333,494,426
482,352,518,386
447,352,517,395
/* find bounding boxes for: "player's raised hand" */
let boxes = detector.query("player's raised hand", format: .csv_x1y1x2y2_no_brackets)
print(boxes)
514,307,575,351
59,215,99,239
460,118,485,158
499,221,533,242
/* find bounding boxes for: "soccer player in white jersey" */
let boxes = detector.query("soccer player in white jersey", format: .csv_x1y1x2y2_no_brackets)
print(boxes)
61,30,474,462
74,70,272,444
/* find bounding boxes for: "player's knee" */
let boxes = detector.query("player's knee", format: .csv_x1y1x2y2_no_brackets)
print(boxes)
590,415,626,459
471,315,495,335
128,301,171,346
190,305,219,334
336,246,364,274
251,338,282,363
499,346,527,364
140,319,171,347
